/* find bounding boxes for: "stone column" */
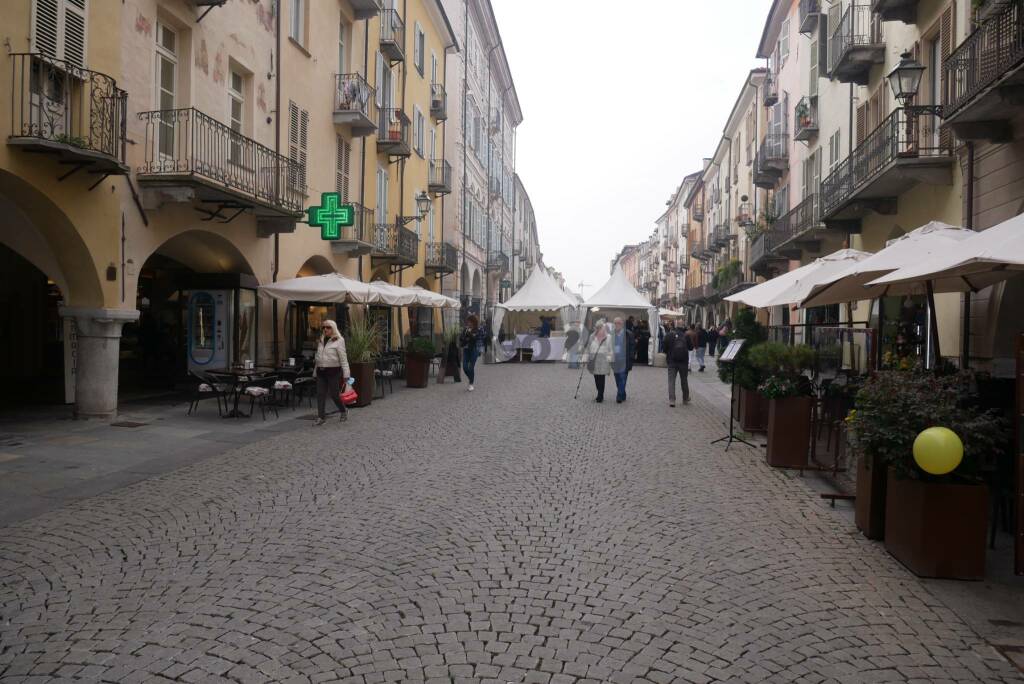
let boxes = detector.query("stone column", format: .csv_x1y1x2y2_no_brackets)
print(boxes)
59,307,140,420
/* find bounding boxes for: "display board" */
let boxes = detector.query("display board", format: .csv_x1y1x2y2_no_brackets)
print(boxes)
719,338,746,363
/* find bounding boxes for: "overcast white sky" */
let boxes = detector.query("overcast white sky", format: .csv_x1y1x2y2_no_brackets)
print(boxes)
491,0,773,299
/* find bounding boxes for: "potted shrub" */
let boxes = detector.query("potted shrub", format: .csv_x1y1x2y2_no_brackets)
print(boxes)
717,308,768,432
345,318,381,407
846,369,1003,579
437,327,461,383
405,336,435,388
750,342,815,468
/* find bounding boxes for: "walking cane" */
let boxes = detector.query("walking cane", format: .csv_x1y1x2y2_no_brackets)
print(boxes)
573,362,586,400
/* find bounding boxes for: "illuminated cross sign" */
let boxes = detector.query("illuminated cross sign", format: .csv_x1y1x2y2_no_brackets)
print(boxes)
307,192,354,240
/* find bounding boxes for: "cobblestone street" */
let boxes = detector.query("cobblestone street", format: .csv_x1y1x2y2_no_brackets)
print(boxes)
1,363,1021,683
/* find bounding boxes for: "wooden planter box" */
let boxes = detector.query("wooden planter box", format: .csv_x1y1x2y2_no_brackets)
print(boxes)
855,452,887,540
884,472,988,580
350,361,375,407
405,354,430,388
766,396,812,468
740,388,769,433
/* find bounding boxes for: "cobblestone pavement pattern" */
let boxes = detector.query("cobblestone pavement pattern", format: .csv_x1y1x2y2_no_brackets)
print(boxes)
1,364,1020,684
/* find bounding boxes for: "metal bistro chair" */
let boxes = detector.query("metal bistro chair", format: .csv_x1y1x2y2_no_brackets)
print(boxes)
243,374,279,420
187,370,230,416
374,354,397,398
291,367,316,409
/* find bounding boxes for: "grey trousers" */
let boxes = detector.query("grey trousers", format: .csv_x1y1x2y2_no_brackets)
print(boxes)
668,365,690,403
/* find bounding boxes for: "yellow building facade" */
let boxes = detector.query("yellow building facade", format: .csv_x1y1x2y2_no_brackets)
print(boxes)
0,0,457,419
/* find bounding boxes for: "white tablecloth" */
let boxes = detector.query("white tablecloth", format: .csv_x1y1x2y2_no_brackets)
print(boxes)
530,336,565,361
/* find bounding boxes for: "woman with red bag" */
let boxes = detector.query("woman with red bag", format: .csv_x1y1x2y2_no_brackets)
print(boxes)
313,320,350,425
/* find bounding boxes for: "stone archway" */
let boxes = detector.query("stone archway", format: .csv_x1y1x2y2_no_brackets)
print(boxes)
296,255,335,278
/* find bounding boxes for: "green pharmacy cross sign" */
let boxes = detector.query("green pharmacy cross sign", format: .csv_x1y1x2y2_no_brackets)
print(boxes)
306,192,354,240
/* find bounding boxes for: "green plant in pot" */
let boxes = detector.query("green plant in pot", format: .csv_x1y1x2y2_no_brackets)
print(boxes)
716,308,767,431
345,318,381,407
405,336,436,388
748,342,815,468
846,368,1006,578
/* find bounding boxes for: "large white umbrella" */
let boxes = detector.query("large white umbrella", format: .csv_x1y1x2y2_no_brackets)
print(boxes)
366,280,420,306
408,286,461,309
801,222,974,308
726,249,871,308
258,273,377,303
867,212,1024,293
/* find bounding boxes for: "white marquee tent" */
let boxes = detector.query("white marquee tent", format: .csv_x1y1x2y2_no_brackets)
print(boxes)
492,268,580,362
584,266,659,365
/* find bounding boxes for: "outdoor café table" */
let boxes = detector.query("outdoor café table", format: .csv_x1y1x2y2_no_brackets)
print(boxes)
207,367,274,417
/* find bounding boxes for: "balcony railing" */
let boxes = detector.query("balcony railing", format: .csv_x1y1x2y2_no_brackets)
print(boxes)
763,71,779,106
333,73,377,135
377,108,410,157
943,0,1024,121
380,9,405,62
713,223,731,248
8,53,128,174
773,193,821,246
754,133,789,187
794,97,818,141
425,241,457,274
486,251,509,272
137,107,304,215
820,106,949,218
372,223,418,264
799,0,821,34
871,0,919,23
328,203,374,255
428,158,452,194
829,3,884,85
736,202,755,227
430,82,447,120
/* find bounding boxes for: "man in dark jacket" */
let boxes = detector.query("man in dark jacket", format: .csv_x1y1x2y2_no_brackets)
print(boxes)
611,317,635,403
663,323,693,407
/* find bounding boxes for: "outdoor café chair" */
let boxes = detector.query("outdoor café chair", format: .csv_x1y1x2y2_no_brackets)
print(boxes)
374,355,396,398
292,367,316,408
243,375,279,420
187,370,230,416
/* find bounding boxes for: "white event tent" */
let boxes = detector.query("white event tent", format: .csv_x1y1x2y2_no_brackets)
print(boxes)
584,266,659,365
492,268,580,362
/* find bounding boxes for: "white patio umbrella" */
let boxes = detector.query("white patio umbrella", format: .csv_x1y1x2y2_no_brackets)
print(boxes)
867,212,1024,293
408,286,461,309
366,280,420,306
659,308,686,318
725,249,871,308
801,222,975,308
258,273,377,303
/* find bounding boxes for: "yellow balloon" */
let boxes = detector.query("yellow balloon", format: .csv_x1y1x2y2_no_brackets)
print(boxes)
912,427,963,475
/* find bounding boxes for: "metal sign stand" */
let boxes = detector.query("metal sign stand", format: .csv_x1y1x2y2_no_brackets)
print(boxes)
711,339,756,451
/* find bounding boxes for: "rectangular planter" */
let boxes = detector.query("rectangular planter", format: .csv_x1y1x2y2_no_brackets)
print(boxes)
766,396,812,468
884,472,988,580
855,453,887,540
740,388,769,433
405,354,430,388
350,361,375,407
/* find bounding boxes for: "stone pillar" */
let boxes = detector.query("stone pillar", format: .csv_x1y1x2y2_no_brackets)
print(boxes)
59,307,139,420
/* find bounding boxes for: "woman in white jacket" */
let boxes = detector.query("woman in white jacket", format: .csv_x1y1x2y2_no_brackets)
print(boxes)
582,319,614,403
314,320,350,425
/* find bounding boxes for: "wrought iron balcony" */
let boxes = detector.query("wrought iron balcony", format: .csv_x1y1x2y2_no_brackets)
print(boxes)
691,201,704,222
486,251,509,273
871,0,918,23
430,82,447,121
753,133,789,188
379,9,405,63
763,193,828,262
328,203,374,256
8,53,129,179
428,159,451,195
794,97,818,141
377,108,410,158
713,224,731,248
763,71,779,107
690,239,710,261
829,3,884,85
820,106,952,221
334,74,377,136
425,241,457,275
347,0,383,20
943,0,1024,136
136,107,304,219
736,202,755,227
799,0,821,34
371,223,418,265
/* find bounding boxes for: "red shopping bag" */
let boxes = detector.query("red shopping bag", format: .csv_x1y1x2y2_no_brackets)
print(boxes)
340,387,358,406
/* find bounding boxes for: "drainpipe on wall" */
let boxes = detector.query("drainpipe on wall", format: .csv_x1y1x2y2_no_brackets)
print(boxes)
272,2,282,363
459,0,469,314
962,141,974,369
359,20,370,282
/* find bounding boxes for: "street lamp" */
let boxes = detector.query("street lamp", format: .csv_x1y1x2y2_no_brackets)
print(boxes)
887,50,925,106
399,190,432,226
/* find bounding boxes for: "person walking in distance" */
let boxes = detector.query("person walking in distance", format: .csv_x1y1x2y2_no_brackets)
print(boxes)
314,320,349,425
664,321,693,407
583,318,613,402
460,314,482,391
706,323,719,360
695,323,708,371
718,319,732,356
611,317,635,403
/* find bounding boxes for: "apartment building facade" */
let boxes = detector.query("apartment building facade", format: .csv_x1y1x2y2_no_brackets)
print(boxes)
0,0,466,418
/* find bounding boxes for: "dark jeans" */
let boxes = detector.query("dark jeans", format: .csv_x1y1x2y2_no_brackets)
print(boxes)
462,347,478,383
614,371,628,401
667,365,690,403
316,366,346,418
593,374,606,401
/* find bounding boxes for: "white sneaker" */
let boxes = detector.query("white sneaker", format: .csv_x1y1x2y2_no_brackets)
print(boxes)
468,384,475,391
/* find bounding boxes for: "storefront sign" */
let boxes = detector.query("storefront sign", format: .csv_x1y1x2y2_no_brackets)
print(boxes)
307,192,354,240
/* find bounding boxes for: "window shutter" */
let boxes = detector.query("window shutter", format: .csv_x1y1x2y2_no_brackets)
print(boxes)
809,39,819,97
33,0,86,67
780,19,790,64
939,6,954,149
299,108,309,189
856,103,867,144
375,52,384,108
62,0,86,68
288,101,299,187
336,136,351,201
33,0,60,59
